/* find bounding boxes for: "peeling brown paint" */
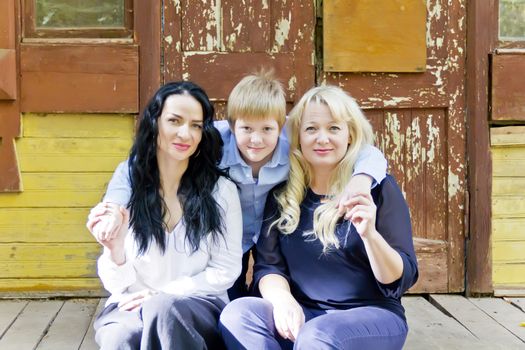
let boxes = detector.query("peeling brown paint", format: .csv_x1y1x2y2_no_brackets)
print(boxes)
325,0,467,292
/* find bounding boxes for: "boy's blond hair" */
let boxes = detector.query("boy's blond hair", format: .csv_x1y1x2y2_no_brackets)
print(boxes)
227,69,286,128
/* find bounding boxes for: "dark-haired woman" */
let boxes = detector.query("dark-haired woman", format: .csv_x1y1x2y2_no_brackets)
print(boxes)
88,81,242,349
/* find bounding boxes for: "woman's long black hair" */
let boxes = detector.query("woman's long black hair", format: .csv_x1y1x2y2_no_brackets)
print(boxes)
127,81,228,255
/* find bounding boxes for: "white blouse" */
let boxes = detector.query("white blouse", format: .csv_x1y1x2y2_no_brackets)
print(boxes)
97,177,243,305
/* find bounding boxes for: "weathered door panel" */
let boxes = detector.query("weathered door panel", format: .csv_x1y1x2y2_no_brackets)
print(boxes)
162,0,315,116
161,0,466,293
322,0,467,292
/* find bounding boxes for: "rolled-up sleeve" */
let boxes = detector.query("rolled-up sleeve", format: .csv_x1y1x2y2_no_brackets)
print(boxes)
353,144,388,187
374,176,419,298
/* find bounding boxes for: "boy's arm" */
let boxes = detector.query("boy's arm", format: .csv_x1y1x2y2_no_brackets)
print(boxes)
353,144,387,187
103,161,132,206
338,145,387,217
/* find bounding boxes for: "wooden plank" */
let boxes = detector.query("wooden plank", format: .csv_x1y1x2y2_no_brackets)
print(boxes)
0,278,105,296
468,297,525,342
507,298,525,312
0,243,100,278
323,0,426,72
20,44,138,74
496,290,525,297
409,239,448,293
0,137,22,192
15,137,130,172
430,295,524,347
135,0,161,111
0,300,27,337
22,113,134,138
37,299,99,350
423,109,447,242
323,62,449,109
492,165,525,178
162,0,182,81
0,0,16,49
493,241,525,262
0,208,96,243
492,178,525,196
272,0,315,98
0,300,63,349
183,52,296,101
79,298,107,350
21,71,138,113
402,296,483,349
492,55,525,121
0,49,17,99
16,137,131,157
493,264,525,285
491,126,525,146
222,0,270,52
181,1,220,51
492,196,525,218
0,173,111,208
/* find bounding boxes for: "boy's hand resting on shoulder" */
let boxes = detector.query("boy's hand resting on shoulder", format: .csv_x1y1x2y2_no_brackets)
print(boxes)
337,174,373,220
87,202,126,242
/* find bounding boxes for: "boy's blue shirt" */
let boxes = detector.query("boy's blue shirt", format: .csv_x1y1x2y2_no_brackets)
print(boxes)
103,120,387,254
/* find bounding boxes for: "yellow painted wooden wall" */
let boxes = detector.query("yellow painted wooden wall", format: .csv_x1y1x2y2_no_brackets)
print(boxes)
0,114,133,295
491,126,525,296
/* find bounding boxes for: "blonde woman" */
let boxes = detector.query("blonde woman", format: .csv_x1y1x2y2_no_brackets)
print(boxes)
219,86,418,350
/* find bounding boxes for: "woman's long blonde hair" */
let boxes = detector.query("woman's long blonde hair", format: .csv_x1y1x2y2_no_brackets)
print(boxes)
271,85,375,251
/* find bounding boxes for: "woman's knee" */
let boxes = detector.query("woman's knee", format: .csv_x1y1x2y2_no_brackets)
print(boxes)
295,320,336,350
142,293,193,323
220,297,273,328
96,323,141,350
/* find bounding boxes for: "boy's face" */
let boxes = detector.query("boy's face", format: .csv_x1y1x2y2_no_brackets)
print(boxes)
233,117,280,169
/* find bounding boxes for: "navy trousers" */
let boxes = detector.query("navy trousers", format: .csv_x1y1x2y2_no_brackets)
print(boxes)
219,297,408,350
94,293,225,350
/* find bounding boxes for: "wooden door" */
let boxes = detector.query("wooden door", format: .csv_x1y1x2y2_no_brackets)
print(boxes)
321,0,467,293
161,1,468,293
161,0,315,117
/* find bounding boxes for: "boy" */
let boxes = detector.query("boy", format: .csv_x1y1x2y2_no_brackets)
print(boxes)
88,71,387,300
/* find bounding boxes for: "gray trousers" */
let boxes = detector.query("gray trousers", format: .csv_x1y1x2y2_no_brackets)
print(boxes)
94,293,225,350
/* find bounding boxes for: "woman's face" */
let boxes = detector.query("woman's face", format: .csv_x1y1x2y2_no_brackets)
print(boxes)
299,101,349,175
157,93,204,162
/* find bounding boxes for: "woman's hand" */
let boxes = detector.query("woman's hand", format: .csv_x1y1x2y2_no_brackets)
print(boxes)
345,193,377,239
270,290,305,342
87,202,126,242
117,289,157,312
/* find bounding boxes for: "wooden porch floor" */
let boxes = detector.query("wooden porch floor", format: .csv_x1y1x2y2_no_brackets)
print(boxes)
0,295,523,349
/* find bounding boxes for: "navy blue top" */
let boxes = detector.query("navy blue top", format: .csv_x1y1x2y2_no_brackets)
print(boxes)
253,175,418,321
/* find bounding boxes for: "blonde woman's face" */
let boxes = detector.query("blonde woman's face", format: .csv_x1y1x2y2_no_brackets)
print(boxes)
299,102,349,174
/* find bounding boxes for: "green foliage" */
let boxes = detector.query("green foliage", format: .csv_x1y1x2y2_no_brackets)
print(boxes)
499,0,525,40
36,0,124,28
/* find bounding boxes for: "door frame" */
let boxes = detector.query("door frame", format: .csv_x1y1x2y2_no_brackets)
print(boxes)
465,0,496,294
